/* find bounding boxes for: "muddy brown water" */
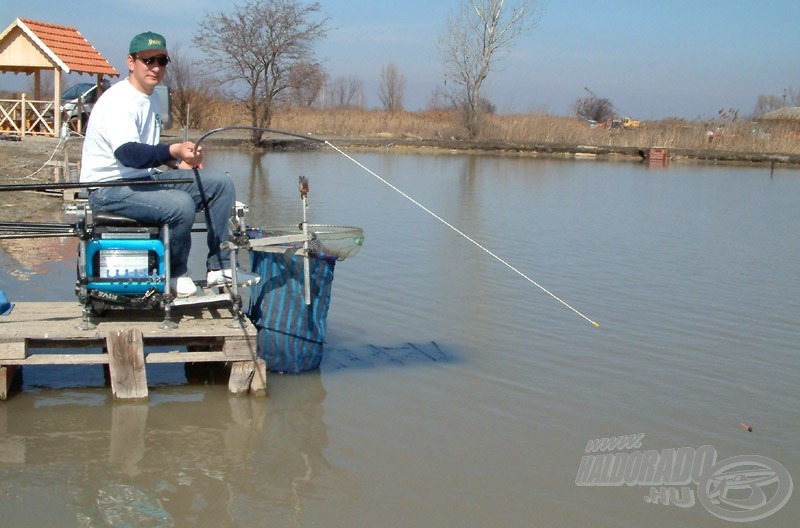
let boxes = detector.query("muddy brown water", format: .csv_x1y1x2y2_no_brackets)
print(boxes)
1,150,798,527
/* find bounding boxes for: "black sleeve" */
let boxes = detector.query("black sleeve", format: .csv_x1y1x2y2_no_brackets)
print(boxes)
114,142,174,170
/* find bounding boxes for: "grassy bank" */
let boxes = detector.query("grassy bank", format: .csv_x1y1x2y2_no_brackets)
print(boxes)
267,107,800,159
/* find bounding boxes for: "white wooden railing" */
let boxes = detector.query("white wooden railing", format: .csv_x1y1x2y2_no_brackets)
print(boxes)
0,94,57,137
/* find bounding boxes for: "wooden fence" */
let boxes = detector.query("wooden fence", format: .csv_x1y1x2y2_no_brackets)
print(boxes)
0,94,58,137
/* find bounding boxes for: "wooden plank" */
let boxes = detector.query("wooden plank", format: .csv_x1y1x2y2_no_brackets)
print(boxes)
107,329,148,400
1,354,109,366
1,348,254,366
146,351,231,364
0,303,264,398
0,341,26,360
222,338,258,360
0,302,257,342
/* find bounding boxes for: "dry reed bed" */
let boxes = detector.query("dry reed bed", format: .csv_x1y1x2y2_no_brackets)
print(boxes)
208,105,800,156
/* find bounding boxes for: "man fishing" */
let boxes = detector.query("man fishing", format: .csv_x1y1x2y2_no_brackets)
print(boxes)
79,31,257,297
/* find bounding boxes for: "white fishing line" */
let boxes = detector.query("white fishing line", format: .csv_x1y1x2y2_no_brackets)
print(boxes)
324,140,600,328
193,126,599,327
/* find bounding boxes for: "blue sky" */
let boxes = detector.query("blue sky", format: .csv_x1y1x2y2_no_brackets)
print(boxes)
2,0,798,119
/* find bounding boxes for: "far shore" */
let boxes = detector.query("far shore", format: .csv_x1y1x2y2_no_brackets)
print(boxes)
206,136,800,167
1,129,797,225
5,127,800,179
158,128,800,167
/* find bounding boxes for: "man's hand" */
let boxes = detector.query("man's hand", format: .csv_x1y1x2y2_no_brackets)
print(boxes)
170,141,203,168
174,159,203,170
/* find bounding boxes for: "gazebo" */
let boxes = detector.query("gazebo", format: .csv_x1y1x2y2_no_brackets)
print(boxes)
0,17,119,137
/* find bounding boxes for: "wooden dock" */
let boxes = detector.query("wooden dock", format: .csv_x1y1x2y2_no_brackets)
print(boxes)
0,302,266,400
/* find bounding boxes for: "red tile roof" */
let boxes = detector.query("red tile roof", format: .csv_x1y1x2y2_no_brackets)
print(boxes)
7,18,119,76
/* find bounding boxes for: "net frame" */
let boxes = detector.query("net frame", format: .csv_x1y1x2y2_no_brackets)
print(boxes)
247,224,364,261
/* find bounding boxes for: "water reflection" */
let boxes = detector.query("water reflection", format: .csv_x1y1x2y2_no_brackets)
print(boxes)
2,149,799,526
0,373,358,526
241,151,282,227
0,236,76,281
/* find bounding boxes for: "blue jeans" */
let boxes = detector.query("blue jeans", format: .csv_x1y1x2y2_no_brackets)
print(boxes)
88,169,235,277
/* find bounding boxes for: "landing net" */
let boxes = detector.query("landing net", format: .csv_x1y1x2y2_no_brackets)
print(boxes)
247,224,364,261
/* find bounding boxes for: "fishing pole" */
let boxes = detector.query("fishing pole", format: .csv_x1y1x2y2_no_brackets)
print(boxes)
0,221,75,230
194,126,325,147
191,126,325,311
0,179,196,240
0,178,195,193
0,221,78,239
0,231,77,239
192,126,599,327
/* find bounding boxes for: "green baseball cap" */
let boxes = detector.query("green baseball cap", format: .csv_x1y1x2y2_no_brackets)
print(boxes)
129,32,168,55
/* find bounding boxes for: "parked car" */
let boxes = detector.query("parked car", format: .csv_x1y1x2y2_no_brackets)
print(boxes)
60,82,172,134
61,82,99,133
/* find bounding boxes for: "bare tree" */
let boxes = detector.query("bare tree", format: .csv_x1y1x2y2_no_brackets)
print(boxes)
378,62,406,111
573,95,614,122
195,0,328,144
328,75,365,108
440,0,540,137
287,61,327,107
752,95,783,117
27,70,55,98
164,43,220,131
790,87,800,107
752,87,800,117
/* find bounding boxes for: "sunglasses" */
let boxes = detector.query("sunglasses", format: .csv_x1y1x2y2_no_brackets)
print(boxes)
135,55,170,67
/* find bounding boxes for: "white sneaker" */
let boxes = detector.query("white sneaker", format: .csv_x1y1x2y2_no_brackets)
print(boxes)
206,268,261,288
169,275,198,297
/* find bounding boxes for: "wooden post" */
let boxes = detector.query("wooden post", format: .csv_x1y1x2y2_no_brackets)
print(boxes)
0,342,25,400
107,329,148,400
53,67,62,137
228,359,267,395
0,366,20,401
20,93,27,137
251,358,267,395
228,362,254,395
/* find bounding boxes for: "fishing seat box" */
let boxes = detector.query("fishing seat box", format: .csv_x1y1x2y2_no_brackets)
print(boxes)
84,212,166,295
